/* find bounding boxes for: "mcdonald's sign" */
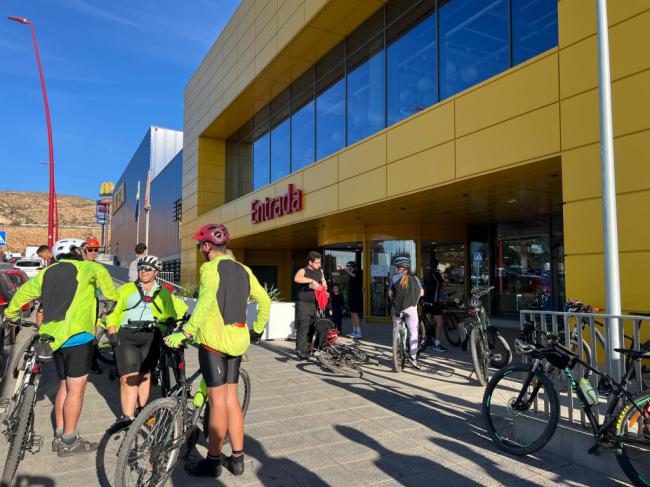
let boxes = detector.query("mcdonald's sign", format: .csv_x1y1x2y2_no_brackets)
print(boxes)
99,181,115,197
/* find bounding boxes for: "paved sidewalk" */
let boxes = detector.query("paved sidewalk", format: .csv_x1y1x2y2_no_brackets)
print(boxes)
1,322,630,486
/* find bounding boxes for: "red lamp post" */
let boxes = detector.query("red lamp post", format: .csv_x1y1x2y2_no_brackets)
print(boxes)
8,16,58,248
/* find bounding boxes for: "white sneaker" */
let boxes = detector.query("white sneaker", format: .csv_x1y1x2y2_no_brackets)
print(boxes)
355,330,362,339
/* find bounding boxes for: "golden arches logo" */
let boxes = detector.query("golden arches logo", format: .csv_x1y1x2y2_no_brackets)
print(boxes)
100,182,115,196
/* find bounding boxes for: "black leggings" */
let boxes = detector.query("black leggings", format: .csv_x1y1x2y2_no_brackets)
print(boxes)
198,346,241,387
115,327,160,376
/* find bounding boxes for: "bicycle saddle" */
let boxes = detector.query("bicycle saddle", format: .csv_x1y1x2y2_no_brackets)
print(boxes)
614,348,650,360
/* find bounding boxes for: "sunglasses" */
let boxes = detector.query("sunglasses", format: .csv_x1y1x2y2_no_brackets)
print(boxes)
86,248,99,253
137,266,155,272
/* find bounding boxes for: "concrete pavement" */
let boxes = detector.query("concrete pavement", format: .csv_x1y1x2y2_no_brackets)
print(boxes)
0,321,630,486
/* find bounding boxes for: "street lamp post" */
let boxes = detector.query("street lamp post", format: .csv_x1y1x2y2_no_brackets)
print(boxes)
8,16,58,248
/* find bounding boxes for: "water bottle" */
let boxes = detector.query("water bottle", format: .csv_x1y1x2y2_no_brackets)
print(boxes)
578,378,599,406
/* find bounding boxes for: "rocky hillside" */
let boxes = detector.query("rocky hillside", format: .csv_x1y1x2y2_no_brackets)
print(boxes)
0,191,101,253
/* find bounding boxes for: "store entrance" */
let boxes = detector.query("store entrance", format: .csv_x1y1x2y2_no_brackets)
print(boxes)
322,243,363,314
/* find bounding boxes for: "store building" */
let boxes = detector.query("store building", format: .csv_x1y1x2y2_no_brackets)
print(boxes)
181,0,650,319
111,126,184,280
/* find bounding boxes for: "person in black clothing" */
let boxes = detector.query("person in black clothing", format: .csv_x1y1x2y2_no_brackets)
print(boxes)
293,251,327,359
329,284,344,334
423,258,448,352
342,261,363,339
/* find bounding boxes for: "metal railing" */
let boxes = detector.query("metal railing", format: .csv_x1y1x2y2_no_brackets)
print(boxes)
519,309,650,427
157,272,175,283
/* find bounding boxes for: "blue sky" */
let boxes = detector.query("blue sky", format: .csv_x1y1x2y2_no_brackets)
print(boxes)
0,0,239,199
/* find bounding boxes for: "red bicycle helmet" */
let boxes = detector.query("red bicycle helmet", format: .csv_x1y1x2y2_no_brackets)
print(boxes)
325,328,339,346
193,224,230,246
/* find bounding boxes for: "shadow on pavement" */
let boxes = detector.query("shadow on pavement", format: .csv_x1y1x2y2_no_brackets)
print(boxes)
13,474,55,487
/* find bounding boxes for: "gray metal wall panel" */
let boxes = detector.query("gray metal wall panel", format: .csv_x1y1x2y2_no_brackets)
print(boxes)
148,150,182,260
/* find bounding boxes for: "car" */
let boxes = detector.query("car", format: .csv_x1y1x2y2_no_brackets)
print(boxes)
0,269,33,316
13,258,44,279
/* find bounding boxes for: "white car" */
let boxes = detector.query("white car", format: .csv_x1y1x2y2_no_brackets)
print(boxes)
14,258,45,279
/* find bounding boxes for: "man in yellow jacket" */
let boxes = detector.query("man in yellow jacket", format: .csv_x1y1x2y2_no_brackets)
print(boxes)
165,224,270,478
5,239,118,457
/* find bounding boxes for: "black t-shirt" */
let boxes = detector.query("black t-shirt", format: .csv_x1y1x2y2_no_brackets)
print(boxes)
297,266,324,303
348,271,363,300
424,270,444,302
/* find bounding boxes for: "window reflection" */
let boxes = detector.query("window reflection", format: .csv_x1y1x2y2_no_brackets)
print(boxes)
291,101,315,171
253,133,270,191
439,0,509,99
512,0,558,64
421,240,465,302
316,75,345,160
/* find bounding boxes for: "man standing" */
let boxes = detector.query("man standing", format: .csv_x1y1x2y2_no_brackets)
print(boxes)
293,251,327,359
423,258,448,352
128,243,147,281
342,260,363,339
165,224,269,478
4,238,119,456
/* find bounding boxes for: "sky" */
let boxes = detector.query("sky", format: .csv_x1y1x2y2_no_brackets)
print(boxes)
0,0,240,199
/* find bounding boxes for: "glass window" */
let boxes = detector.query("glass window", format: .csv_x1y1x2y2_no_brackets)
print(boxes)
291,68,315,171
238,121,253,197
316,40,345,80
512,0,558,65
370,239,417,317
347,9,384,54
421,240,465,302
270,89,291,181
253,106,270,190
316,63,345,160
387,3,436,125
225,138,238,203
439,0,509,99
347,35,385,145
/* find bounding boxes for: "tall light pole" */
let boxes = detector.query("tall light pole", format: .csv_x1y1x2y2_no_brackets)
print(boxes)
8,15,58,248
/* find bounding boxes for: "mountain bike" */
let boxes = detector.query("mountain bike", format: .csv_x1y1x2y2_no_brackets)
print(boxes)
463,287,511,386
113,337,251,487
483,334,650,487
392,311,426,373
0,320,51,486
420,296,462,350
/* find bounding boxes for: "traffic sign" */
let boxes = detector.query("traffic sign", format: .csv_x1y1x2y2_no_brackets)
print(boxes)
0,231,6,247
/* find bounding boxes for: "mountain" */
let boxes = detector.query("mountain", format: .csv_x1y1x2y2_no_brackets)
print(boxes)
0,191,102,253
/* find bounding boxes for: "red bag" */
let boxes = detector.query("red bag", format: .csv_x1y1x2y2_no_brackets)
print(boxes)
314,288,329,311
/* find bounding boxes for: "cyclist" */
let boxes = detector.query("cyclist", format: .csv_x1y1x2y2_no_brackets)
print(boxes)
164,223,270,478
82,237,106,374
105,255,178,434
388,256,424,369
4,238,119,456
422,258,448,352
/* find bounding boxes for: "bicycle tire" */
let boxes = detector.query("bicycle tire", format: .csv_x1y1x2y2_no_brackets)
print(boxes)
483,364,559,455
202,368,252,441
392,326,406,373
470,328,490,386
351,348,380,366
0,330,34,401
0,328,5,382
488,330,512,369
615,391,650,487
96,344,116,365
317,350,363,378
444,313,461,347
114,397,183,487
2,384,36,486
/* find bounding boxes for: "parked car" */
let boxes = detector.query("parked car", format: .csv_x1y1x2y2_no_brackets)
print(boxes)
13,258,44,279
0,269,32,315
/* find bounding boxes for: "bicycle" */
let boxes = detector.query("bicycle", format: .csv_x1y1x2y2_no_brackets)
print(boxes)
392,311,425,373
483,333,650,487
420,293,462,350
113,337,251,487
0,320,51,486
462,287,512,386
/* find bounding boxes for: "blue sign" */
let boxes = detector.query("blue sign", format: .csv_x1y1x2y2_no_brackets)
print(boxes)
0,231,6,247
473,251,483,262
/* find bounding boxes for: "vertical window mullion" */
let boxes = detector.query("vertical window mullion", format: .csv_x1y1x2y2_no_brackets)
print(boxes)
435,0,440,103
344,38,348,148
508,0,513,67
383,5,388,129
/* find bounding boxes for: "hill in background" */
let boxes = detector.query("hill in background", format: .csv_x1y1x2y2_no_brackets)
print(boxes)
0,191,101,253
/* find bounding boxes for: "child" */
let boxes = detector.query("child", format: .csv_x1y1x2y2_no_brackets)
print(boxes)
329,284,344,334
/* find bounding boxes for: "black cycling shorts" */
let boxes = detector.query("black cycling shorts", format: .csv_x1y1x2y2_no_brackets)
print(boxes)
424,302,443,316
198,345,241,388
115,327,161,376
53,341,93,380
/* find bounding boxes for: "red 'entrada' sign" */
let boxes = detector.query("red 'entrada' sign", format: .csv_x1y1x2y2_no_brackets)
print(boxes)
251,184,303,224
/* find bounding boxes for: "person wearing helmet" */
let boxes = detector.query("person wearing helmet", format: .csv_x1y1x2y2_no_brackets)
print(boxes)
4,238,119,457
388,256,424,370
104,255,179,434
164,223,270,479
81,237,101,261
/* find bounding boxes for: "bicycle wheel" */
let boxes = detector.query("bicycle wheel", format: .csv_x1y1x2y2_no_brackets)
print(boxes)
444,313,461,347
114,397,183,487
470,328,490,386
483,364,559,455
392,326,406,373
488,329,512,369
615,391,650,487
0,327,6,382
2,384,36,486
202,368,252,440
351,348,380,366
317,349,363,378
418,319,428,354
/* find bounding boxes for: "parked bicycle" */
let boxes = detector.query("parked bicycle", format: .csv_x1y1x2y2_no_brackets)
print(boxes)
113,335,251,487
483,333,650,487
392,310,426,373
462,287,511,385
419,292,463,351
0,320,51,486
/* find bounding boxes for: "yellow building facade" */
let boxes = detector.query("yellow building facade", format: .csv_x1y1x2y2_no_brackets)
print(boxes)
181,0,650,319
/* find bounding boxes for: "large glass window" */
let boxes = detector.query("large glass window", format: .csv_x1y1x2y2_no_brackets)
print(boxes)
253,105,270,191
512,0,558,65
387,1,436,125
238,121,253,197
270,88,291,181
370,239,417,317
291,68,315,171
439,0,509,99
421,240,465,301
347,36,385,145
316,55,345,160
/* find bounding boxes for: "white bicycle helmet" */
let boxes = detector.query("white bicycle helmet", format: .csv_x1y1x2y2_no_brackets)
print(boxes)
137,255,162,272
52,238,86,260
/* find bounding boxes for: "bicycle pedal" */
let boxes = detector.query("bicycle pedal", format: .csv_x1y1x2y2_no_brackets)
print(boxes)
588,444,600,456
30,435,44,453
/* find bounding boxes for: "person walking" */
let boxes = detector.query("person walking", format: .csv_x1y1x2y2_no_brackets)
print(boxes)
423,258,448,352
4,238,119,456
388,256,424,370
165,224,270,478
343,261,363,339
128,243,147,281
293,251,327,359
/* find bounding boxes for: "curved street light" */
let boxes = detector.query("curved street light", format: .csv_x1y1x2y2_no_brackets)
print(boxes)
8,15,58,248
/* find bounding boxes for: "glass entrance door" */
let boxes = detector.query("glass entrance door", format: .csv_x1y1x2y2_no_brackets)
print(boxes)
322,244,363,313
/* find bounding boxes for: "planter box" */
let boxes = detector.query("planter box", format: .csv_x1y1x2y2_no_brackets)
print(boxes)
247,302,295,340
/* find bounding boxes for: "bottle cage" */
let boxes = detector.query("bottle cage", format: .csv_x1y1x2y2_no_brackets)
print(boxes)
125,281,162,314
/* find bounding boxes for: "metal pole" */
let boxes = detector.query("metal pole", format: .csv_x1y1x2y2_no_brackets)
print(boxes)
596,0,622,381
145,208,150,249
